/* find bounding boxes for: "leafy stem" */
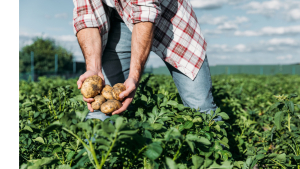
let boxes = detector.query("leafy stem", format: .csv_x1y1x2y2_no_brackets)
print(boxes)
128,145,148,168
287,112,291,132
99,131,118,168
85,131,99,169
173,140,184,161
240,123,246,136
292,138,300,156
285,141,297,155
270,159,286,169
54,152,64,164
54,130,61,143
45,96,53,115
208,111,217,127
143,157,147,169
69,141,79,167
49,92,57,118
59,93,62,111
61,127,91,153
62,94,67,111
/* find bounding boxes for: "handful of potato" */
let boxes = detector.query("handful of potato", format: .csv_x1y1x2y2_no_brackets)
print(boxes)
80,75,126,114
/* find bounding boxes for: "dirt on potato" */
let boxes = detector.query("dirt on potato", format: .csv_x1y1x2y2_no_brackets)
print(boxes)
101,85,114,100
101,100,122,114
112,83,126,101
113,83,126,91
91,95,106,110
81,75,103,98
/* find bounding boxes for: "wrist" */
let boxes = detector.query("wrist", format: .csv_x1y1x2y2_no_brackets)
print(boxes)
128,74,140,85
86,64,102,73
86,68,102,72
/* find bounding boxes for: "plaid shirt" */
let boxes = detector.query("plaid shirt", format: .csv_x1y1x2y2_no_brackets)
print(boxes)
73,0,207,80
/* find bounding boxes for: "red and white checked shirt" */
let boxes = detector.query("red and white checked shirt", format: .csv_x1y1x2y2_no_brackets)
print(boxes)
73,0,207,80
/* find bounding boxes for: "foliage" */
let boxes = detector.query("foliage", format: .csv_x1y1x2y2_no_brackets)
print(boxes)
19,38,73,73
19,74,300,168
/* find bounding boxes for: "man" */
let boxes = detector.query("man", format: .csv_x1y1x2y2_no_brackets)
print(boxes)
73,0,221,121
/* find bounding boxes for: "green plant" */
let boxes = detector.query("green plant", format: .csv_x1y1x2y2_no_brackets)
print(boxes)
19,74,300,168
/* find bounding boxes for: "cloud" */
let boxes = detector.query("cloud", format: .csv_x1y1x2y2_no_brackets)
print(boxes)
54,13,68,19
207,37,299,56
55,35,77,42
203,29,224,36
200,15,248,32
276,54,293,60
191,0,227,9
242,0,300,20
216,16,248,30
208,44,251,53
234,25,300,36
217,22,238,30
287,9,300,21
234,44,250,52
198,15,228,25
190,0,244,9
263,38,298,46
242,0,281,16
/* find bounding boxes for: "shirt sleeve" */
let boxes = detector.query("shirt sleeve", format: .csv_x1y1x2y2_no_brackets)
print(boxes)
73,0,100,36
131,0,161,25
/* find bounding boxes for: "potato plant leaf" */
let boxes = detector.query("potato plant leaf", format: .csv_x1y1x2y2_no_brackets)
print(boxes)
198,137,211,145
192,155,204,168
23,126,33,132
218,112,229,120
183,121,193,129
144,142,163,160
57,165,71,169
166,157,178,169
167,100,178,107
33,137,45,144
274,111,284,130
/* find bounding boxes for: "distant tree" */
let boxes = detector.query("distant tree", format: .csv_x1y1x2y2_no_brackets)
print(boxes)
19,37,73,73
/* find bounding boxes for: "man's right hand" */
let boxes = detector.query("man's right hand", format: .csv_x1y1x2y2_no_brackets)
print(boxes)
77,70,105,112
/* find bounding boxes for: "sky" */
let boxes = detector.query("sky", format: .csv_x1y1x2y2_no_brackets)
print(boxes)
19,0,300,67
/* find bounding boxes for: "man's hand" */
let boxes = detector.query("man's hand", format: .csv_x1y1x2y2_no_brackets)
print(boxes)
111,77,139,115
77,70,105,112
76,28,103,112
111,22,154,115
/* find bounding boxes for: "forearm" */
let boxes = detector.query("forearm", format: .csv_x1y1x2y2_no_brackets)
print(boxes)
77,28,102,72
129,22,155,82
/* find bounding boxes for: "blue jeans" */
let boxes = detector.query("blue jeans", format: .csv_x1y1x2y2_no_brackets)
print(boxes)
85,9,221,122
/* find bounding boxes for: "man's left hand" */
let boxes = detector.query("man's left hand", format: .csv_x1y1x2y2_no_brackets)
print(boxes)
111,77,139,115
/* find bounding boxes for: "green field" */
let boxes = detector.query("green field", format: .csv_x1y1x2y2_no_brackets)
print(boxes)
19,74,300,169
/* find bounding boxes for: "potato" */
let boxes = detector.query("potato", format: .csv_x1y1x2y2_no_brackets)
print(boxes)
112,83,126,101
81,75,103,98
91,95,106,110
101,85,114,100
101,100,122,114
113,83,126,91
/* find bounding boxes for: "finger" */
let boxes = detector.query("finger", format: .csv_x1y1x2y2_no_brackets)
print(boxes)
77,74,86,89
98,73,106,86
112,98,131,115
119,85,135,99
83,97,95,103
87,103,94,112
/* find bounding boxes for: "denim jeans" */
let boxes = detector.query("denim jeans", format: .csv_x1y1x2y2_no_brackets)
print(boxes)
85,9,221,122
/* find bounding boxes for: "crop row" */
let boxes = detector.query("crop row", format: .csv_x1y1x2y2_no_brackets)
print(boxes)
19,74,300,169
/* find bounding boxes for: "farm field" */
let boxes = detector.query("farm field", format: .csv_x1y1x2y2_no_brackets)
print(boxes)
19,74,300,169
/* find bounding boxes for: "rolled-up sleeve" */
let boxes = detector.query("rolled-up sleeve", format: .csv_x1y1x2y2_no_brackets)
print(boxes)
73,0,99,36
131,0,161,25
